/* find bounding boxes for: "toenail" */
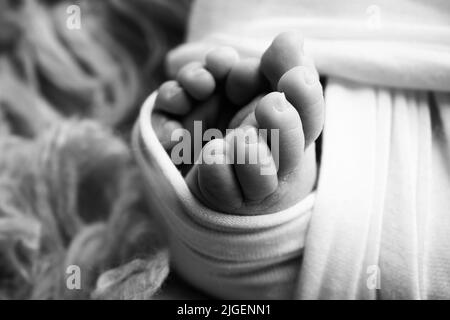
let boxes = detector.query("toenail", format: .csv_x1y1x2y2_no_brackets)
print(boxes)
273,92,289,112
190,67,208,77
303,67,317,85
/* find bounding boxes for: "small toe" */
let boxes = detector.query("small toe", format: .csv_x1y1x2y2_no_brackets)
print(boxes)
226,58,266,106
177,62,216,100
154,80,192,115
205,46,239,80
196,139,243,210
152,112,184,150
232,126,278,202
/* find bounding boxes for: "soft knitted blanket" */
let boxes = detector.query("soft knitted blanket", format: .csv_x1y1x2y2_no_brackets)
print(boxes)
0,0,189,299
135,0,450,299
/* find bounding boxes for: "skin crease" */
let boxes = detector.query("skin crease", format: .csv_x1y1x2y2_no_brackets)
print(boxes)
154,32,325,215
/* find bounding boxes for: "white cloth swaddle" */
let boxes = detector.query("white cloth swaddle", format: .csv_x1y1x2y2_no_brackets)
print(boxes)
134,0,450,299
134,92,315,299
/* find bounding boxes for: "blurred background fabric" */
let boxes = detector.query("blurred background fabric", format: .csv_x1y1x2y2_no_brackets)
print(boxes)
0,0,190,299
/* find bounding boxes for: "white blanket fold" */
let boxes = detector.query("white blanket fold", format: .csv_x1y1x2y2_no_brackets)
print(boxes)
134,93,315,299
299,79,450,299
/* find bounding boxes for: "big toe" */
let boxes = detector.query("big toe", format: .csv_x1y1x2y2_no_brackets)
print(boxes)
255,92,305,176
177,62,216,101
260,32,305,88
225,58,267,106
278,66,324,146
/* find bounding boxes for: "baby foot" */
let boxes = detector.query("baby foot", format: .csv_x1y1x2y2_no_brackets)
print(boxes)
187,88,322,215
153,32,325,214
152,45,268,161
188,33,324,214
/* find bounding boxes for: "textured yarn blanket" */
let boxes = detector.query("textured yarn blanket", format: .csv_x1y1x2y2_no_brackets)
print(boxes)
0,0,188,300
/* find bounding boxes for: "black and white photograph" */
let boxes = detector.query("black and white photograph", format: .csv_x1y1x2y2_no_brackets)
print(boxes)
0,0,449,308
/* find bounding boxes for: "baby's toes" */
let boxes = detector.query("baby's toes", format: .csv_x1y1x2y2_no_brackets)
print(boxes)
255,92,305,177
154,80,192,116
177,62,216,100
225,58,267,106
151,112,183,150
261,32,305,88
205,46,239,80
278,66,324,147
188,138,243,211
231,126,278,202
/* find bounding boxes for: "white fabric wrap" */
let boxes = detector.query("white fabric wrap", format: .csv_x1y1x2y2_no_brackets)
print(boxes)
135,0,450,299
134,93,314,299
